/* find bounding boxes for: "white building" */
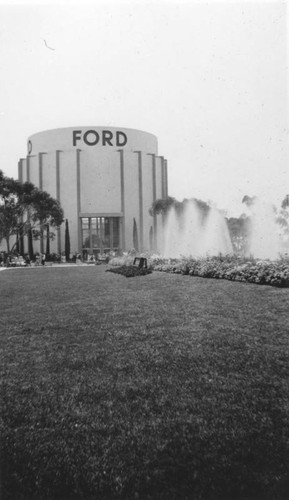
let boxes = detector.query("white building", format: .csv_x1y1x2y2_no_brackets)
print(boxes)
18,126,168,257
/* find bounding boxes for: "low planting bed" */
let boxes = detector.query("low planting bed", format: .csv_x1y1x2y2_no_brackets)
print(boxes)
106,265,153,278
153,256,289,288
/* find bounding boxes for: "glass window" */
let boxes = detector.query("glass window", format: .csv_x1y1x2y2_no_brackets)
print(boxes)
82,229,90,249
113,218,120,248
103,218,110,248
91,217,100,248
81,217,120,252
82,218,89,229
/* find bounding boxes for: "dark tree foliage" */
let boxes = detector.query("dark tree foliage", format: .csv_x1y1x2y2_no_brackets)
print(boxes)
281,195,289,210
46,224,50,256
183,197,211,222
277,194,289,236
149,196,211,219
242,195,257,207
65,219,70,261
149,196,177,216
28,227,34,260
243,194,289,238
227,214,250,254
0,170,64,254
133,218,139,252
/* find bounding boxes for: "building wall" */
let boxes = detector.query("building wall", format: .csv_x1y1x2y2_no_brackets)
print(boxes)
14,126,168,256
80,149,122,214
122,151,141,250
42,153,57,199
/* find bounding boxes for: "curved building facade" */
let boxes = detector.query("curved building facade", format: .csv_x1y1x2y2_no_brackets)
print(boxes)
18,127,168,257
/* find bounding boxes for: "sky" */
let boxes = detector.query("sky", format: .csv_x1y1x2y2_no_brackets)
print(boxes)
0,0,288,217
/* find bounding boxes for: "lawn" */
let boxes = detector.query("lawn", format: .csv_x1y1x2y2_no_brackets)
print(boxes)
1,266,289,500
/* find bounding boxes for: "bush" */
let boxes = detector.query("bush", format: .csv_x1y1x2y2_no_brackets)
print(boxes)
108,255,134,267
153,256,289,288
108,252,165,268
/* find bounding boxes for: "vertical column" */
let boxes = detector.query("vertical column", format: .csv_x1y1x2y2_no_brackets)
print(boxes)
18,159,23,182
38,153,45,191
26,155,31,182
148,153,157,249
134,151,144,251
89,218,92,252
160,156,165,199
164,159,168,198
18,160,24,254
26,155,32,256
38,153,45,254
109,218,113,249
160,156,166,228
56,150,61,254
118,149,125,250
76,149,82,253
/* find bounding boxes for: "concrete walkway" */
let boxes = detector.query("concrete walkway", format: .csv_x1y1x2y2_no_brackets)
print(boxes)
0,262,98,271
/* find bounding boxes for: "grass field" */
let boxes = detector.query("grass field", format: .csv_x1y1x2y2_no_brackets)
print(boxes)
1,266,289,500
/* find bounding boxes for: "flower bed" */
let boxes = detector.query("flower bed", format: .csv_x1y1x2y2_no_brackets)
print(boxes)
153,256,289,288
108,252,163,268
108,255,135,267
106,265,153,278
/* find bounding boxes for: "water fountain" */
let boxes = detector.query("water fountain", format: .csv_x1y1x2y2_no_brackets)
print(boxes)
246,199,283,260
161,197,285,260
162,199,233,258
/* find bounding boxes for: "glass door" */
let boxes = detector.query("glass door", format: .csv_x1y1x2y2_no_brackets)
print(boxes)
81,217,120,258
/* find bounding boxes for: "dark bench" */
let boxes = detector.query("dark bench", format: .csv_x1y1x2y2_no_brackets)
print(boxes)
133,257,148,269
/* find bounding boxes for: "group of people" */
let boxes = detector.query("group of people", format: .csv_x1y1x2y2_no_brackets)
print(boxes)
0,250,113,267
34,254,46,266
0,253,29,267
0,252,46,267
72,252,82,263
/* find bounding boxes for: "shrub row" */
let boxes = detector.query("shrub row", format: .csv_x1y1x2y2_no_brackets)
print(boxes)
153,256,289,288
106,252,289,287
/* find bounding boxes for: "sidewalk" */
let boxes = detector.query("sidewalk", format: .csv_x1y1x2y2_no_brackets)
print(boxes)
0,262,89,271
0,262,108,271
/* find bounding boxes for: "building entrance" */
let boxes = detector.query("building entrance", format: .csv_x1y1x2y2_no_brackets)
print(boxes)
81,217,120,257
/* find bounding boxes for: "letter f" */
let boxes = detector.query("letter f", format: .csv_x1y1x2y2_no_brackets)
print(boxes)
73,130,82,146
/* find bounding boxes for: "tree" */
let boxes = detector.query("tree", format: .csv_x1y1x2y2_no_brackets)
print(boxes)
0,170,64,254
227,214,250,254
242,195,257,208
276,194,289,238
149,196,211,220
133,218,139,251
65,219,70,261
242,194,289,240
28,226,34,259
46,224,50,256
281,195,289,210
149,196,178,216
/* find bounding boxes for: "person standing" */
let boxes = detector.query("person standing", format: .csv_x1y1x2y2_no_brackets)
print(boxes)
41,253,46,266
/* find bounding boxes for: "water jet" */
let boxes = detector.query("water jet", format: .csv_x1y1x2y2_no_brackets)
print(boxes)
162,200,233,258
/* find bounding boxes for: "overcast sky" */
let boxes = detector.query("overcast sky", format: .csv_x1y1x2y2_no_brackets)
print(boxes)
0,0,288,216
